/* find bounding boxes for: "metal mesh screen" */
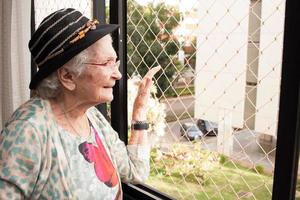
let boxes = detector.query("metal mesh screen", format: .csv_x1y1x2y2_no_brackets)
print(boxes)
127,0,285,199
34,0,93,29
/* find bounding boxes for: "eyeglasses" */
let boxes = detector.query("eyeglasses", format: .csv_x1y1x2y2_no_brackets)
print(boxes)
83,60,120,70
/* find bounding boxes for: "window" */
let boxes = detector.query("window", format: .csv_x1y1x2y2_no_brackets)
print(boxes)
31,0,300,199
126,0,300,199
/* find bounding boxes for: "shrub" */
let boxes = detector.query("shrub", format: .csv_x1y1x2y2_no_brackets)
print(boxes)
254,165,264,174
150,142,220,185
219,154,228,165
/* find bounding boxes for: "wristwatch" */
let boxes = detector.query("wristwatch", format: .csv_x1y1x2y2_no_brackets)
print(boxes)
131,120,149,130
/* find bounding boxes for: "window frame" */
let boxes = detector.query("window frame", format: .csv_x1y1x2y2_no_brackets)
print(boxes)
271,0,300,199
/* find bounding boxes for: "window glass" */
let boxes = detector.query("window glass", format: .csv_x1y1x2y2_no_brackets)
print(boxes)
127,0,284,199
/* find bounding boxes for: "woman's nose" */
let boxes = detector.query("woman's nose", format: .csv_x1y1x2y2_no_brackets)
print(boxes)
112,68,122,80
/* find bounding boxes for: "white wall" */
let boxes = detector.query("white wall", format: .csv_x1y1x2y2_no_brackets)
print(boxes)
195,0,285,136
195,0,250,128
254,1,285,136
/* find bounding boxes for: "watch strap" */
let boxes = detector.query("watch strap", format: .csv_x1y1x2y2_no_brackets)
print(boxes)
131,120,149,130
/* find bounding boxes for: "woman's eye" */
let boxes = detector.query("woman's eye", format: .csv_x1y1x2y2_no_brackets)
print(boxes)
106,60,115,66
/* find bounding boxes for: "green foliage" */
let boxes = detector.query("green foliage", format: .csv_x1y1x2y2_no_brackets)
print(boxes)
254,165,264,174
219,154,228,165
127,0,181,97
164,86,195,97
148,149,274,200
150,143,219,185
165,111,194,122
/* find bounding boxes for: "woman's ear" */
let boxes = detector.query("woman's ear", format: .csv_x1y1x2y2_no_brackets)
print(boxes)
57,68,76,91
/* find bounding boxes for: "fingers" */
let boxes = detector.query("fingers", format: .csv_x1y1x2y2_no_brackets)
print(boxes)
138,77,151,96
144,77,152,90
137,65,161,98
144,65,161,79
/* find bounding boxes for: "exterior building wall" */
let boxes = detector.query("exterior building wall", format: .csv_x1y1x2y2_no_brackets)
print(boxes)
243,0,261,130
195,0,285,136
195,0,250,128
254,1,285,136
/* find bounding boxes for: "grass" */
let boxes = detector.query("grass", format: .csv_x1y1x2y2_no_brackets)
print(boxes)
165,111,194,122
146,154,273,200
175,86,195,96
165,86,195,97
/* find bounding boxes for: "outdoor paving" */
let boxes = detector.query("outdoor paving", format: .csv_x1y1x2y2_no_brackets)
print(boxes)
201,130,276,174
157,123,276,174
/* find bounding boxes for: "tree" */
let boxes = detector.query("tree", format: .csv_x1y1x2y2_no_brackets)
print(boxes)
127,0,181,97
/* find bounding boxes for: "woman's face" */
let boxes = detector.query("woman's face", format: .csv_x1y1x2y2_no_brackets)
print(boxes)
74,35,122,105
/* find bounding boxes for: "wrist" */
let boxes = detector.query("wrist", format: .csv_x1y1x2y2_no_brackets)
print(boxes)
132,110,147,121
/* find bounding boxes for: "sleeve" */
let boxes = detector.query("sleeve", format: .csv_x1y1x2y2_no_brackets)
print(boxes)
126,144,151,181
0,120,42,199
106,128,151,183
89,108,150,183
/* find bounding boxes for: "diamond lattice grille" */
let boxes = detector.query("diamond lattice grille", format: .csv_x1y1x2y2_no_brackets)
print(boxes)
128,0,285,199
34,0,93,28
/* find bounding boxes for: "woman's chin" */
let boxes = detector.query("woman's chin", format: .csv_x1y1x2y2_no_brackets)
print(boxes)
107,95,114,102
98,94,114,104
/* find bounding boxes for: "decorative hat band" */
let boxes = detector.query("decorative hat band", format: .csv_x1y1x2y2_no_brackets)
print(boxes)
37,19,99,67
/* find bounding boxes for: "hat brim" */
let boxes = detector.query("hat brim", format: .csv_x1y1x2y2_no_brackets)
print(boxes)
29,24,119,90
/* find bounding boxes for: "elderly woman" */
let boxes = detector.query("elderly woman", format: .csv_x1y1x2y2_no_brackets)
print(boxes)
0,8,160,199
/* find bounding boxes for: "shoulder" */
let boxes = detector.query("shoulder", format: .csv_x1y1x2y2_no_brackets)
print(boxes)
5,97,47,126
2,97,52,145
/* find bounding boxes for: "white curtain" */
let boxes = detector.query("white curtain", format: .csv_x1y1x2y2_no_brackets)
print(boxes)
0,0,31,129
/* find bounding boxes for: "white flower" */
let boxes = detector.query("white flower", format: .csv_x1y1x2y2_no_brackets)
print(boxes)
128,74,166,136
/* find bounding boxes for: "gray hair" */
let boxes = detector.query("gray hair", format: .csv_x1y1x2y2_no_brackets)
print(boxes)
34,48,89,99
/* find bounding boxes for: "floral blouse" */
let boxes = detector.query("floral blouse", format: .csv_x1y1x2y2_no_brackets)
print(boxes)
0,97,150,199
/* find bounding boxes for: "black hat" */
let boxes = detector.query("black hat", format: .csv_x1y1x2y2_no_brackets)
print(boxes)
29,8,119,89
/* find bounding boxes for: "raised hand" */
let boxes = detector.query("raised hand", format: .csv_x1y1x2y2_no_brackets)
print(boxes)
132,66,161,121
